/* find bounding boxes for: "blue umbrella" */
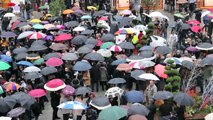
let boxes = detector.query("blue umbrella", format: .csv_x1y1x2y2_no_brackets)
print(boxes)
108,78,126,84
81,15,92,20
139,45,152,51
111,59,127,65
124,90,144,103
58,101,87,110
73,61,92,71
0,55,12,62
164,57,182,65
17,61,34,66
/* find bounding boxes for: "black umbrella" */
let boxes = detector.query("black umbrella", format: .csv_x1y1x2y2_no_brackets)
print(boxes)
61,53,78,61
196,42,213,50
181,60,195,69
118,17,133,27
41,66,58,75
1,31,17,38
155,46,172,55
65,21,79,28
77,46,92,54
108,78,126,84
181,23,191,30
93,10,107,17
81,30,94,35
28,44,48,51
128,103,150,116
0,96,17,113
153,91,173,100
101,33,115,42
84,52,105,61
31,40,46,45
73,61,92,71
71,35,88,45
75,86,92,95
139,51,156,60
49,43,68,51
90,96,111,110
43,53,60,60
15,53,28,60
24,72,42,80
84,44,95,49
85,37,98,45
13,47,27,54
118,42,135,49
130,70,145,80
173,92,194,106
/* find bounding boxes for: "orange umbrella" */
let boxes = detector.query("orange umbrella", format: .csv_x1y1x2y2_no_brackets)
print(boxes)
3,82,21,91
116,63,132,72
154,64,168,79
63,9,73,14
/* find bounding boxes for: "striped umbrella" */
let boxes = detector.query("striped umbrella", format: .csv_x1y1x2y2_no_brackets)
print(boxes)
109,45,122,52
28,32,46,40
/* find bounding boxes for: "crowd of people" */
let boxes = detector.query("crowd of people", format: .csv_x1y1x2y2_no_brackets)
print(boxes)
0,0,213,120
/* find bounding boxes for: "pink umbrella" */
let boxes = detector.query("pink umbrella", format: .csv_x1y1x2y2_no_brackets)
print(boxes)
98,16,108,21
62,85,75,96
44,79,66,91
45,57,63,67
28,89,46,98
154,64,168,79
28,32,46,39
190,26,202,33
56,25,65,30
54,33,73,41
96,40,103,46
187,20,200,26
11,20,21,30
120,10,132,15
115,54,128,59
129,61,144,69
116,63,132,72
109,45,122,52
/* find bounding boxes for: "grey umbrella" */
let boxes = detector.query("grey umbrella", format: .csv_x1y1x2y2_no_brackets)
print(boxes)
128,103,150,116
173,92,194,106
14,22,28,29
139,46,152,51
65,21,79,28
71,35,88,45
49,43,68,51
0,99,11,113
0,96,17,113
28,44,47,51
153,91,173,100
85,37,98,45
73,61,92,71
111,59,127,65
93,10,107,17
41,66,58,75
139,51,154,58
181,23,191,30
127,55,143,61
101,33,115,42
108,78,126,84
1,31,17,38
90,96,111,110
200,57,213,66
13,47,27,54
84,44,95,49
7,107,26,118
75,86,92,95
113,15,123,21
77,46,92,54
81,30,94,35
181,61,195,69
15,53,28,60
84,53,105,61
24,72,42,80
118,17,133,27
118,42,135,49
31,40,46,45
62,53,78,61
43,53,60,60
196,42,213,50
155,46,172,55
130,70,145,80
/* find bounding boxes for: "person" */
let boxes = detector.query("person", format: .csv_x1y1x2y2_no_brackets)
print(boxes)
144,80,157,105
90,62,100,92
50,91,61,120
99,62,108,91
82,71,91,87
168,30,178,51
31,100,42,120
159,100,173,120
1,17,10,31
60,93,72,120
74,95,84,120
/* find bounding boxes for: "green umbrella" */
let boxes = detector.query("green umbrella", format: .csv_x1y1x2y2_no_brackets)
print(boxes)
98,106,127,120
174,13,185,18
39,4,49,9
101,42,115,49
33,58,44,65
0,61,11,70
0,86,3,94
32,24,44,29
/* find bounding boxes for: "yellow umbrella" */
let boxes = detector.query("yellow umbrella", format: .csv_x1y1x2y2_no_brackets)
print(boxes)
87,6,97,10
63,9,73,14
46,14,53,17
30,19,42,23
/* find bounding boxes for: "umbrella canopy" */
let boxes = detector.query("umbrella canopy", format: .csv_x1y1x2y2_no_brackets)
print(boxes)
187,20,201,25
0,117,12,120
116,63,132,72
97,49,112,58
32,40,46,45
153,91,173,100
181,23,191,30
200,57,213,66
196,42,213,50
63,9,73,14
58,101,87,109
186,46,199,52
49,43,68,51
164,57,182,65
101,33,115,42
181,61,195,69
0,96,17,113
109,45,122,52
130,70,145,80
111,59,127,65
44,79,66,91
84,52,105,61
32,24,44,29
7,107,26,117
77,46,92,54
81,30,94,35
173,92,195,106
90,96,111,110
15,53,28,60
155,46,172,55
85,37,98,45
105,87,124,98
134,25,148,32
108,78,126,84
13,47,27,54
191,26,202,33
55,33,73,41
23,66,41,72
43,53,60,60
3,82,21,92
62,85,75,96
28,32,46,40
41,66,58,75
139,73,159,81
16,61,34,66
118,42,135,50
1,31,17,38
73,61,92,71
205,113,213,120
17,31,34,39
30,19,42,23
0,55,12,63
154,64,168,79
127,55,144,62
28,89,46,98
74,86,92,95
45,57,63,67
73,26,86,32
0,86,3,94
81,15,92,19
101,42,115,49
150,36,166,48
28,44,47,51
4,13,15,17
33,58,45,65
98,106,127,120
24,72,42,80
62,53,78,61
128,115,147,120
0,61,11,70
71,35,88,45
44,24,55,29
125,90,144,103
128,103,150,116
65,21,79,28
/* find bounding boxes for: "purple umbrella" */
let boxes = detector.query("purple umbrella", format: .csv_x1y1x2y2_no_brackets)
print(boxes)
62,85,75,96
1,31,17,38
44,35,53,41
186,46,199,52
41,21,49,24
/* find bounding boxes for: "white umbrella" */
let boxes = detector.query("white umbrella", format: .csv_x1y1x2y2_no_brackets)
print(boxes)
150,35,167,48
4,13,15,17
23,66,41,72
0,117,12,120
205,113,213,120
138,73,159,81
17,31,34,39
73,26,86,32
105,87,124,98
202,11,211,18
149,11,169,20
134,25,148,32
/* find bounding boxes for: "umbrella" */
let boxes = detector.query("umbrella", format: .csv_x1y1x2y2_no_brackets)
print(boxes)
44,79,66,91
0,55,12,62
98,106,127,120
81,30,94,35
154,64,168,79
128,103,150,116
134,25,148,32
84,53,105,61
93,10,107,17
26,53,40,60
191,26,202,33
24,72,42,80
58,101,87,109
7,107,26,117
181,61,195,69
71,35,88,45
139,51,156,60
97,49,112,58
33,58,45,65
7,2,15,6
81,15,92,19
4,13,15,17
28,32,46,40
138,60,155,68
28,89,46,98
124,90,144,103
119,9,132,15
74,86,92,95
55,33,73,41
174,13,185,18
0,86,3,94
150,36,166,48
87,6,97,10
14,22,28,29
41,66,58,75
49,43,68,51
16,61,34,66
130,70,145,80
164,57,182,65
155,46,172,55
139,73,159,81
65,21,79,28
201,57,213,66
17,31,34,39
90,96,111,110
187,20,201,25
62,53,78,61
116,63,132,72
45,57,63,67
85,37,98,45
23,66,41,72
196,42,213,50
202,11,211,17
98,16,108,21
43,53,60,60
109,45,122,52
0,96,17,113
126,55,144,62
101,42,115,49
108,78,126,84
153,91,173,100
118,42,135,50
186,46,199,52
128,115,147,120
84,44,95,49
0,61,11,70
105,87,124,98
0,117,12,120
32,24,44,29
32,40,46,45
205,113,213,120
15,53,28,60
62,85,75,96
101,33,115,42
77,46,92,54
73,26,86,32
1,31,17,38
73,61,92,71
180,57,193,62
181,23,191,30
63,9,73,14
13,47,27,54
111,59,127,65
44,24,55,29
173,92,194,106
28,44,48,51
30,19,41,23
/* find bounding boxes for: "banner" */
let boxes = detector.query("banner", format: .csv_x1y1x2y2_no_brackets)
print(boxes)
118,0,129,8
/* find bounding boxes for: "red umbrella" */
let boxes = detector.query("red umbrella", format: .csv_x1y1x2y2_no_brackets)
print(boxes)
7,2,16,6
44,79,66,91
28,89,46,98
28,32,46,39
98,16,108,21
154,64,168,79
96,40,103,46
116,63,132,72
109,45,122,52
45,57,63,67
187,20,200,26
62,85,75,96
190,26,202,33
54,33,73,41
11,20,21,30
